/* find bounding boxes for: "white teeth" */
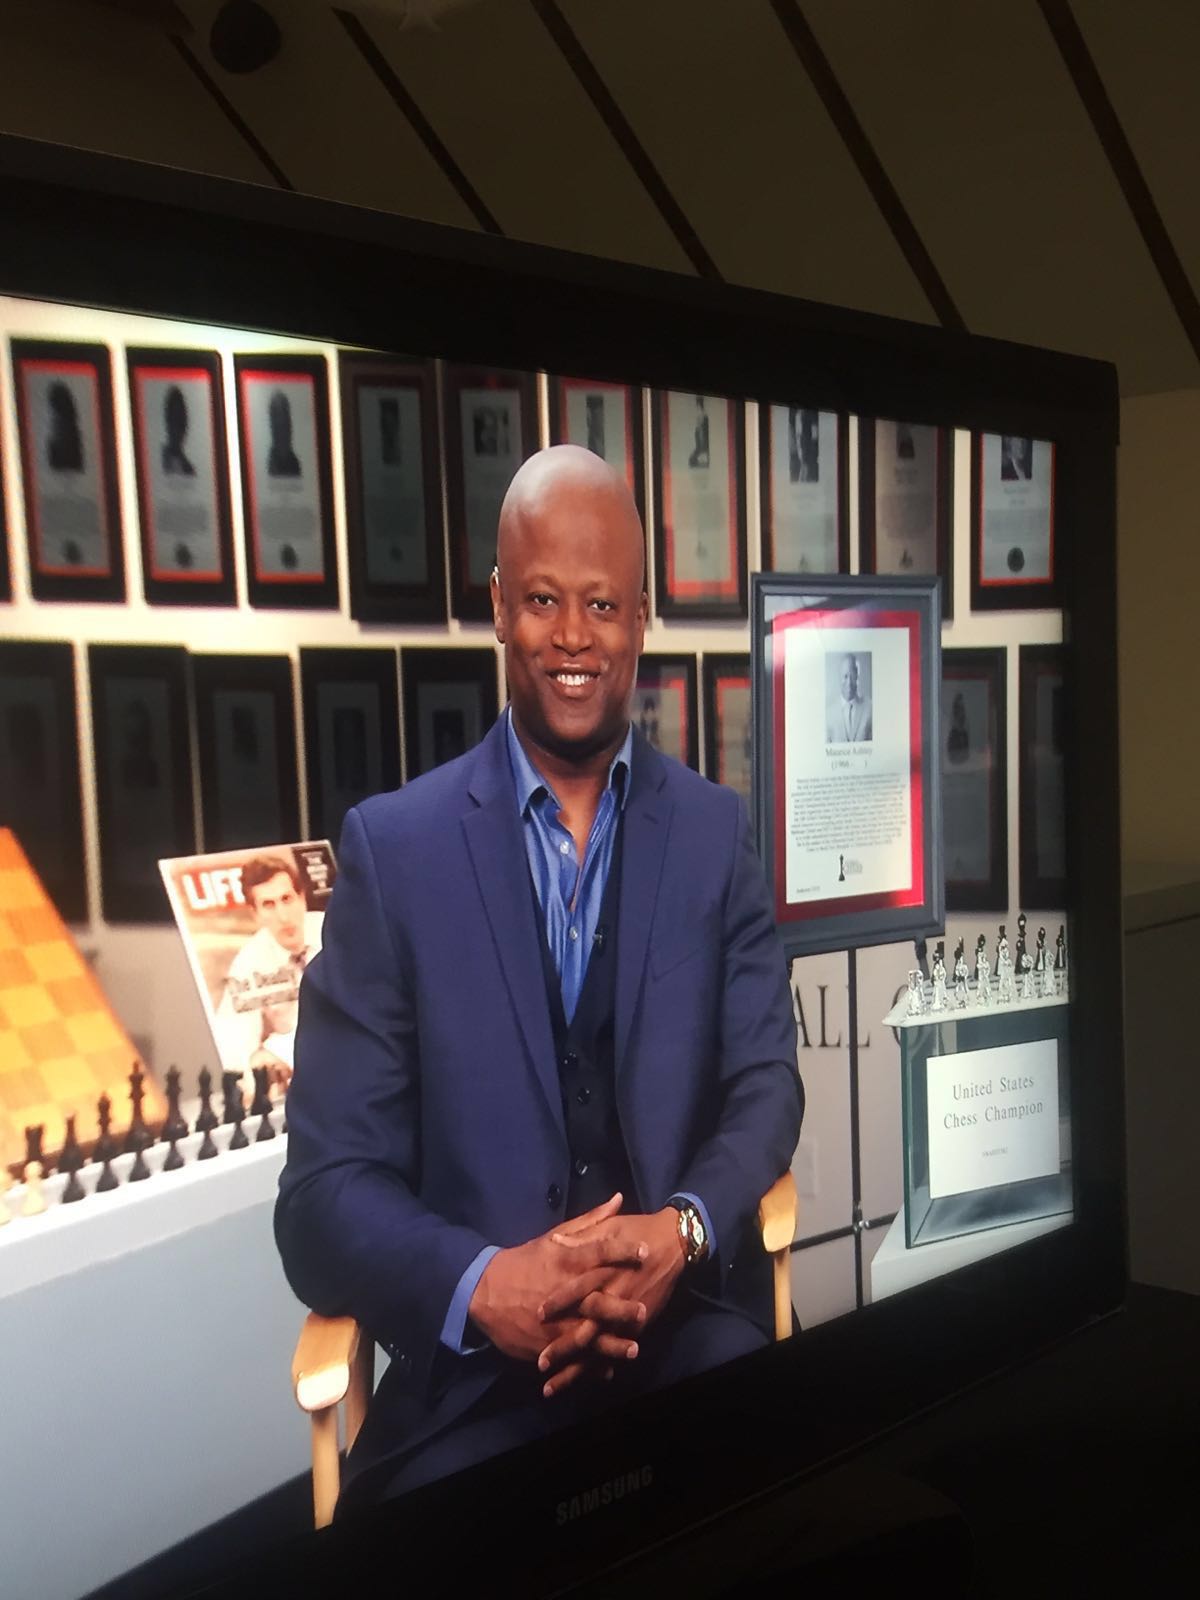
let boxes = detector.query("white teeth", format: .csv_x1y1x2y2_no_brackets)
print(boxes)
554,673,592,687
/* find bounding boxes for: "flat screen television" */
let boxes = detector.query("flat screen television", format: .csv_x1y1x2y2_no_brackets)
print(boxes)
0,134,1125,1600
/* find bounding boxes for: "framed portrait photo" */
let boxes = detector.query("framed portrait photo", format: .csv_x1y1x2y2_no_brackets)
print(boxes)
11,339,125,603
443,365,538,622
632,654,699,771
702,653,752,806
652,389,746,620
859,419,952,619
402,647,500,780
759,404,847,575
751,573,943,960
234,353,339,610
339,352,446,624
300,648,401,849
971,432,1057,610
193,654,300,853
88,644,195,923
1019,644,1067,909
941,647,1007,912
0,640,86,922
548,376,645,518
127,347,235,607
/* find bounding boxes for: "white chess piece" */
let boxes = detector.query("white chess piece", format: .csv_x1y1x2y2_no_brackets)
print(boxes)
954,953,969,1009
21,1160,47,1217
905,969,926,1017
931,953,948,1012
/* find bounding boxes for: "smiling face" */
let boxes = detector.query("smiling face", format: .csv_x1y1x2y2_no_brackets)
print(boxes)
492,446,647,771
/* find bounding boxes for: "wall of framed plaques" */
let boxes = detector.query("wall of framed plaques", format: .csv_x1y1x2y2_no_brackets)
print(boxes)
0,288,1066,1328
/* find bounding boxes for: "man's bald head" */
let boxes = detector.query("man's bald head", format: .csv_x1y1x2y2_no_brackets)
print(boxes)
495,445,645,592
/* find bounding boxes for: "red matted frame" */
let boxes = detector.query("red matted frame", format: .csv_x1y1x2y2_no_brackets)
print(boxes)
127,347,236,607
633,653,699,770
233,352,338,611
859,418,953,621
942,646,1008,912
702,652,752,805
759,405,849,576
652,390,747,621
751,573,943,959
11,339,125,603
547,375,646,523
970,432,1058,611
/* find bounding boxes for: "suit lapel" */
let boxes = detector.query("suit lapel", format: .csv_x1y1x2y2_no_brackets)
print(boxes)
615,731,672,1078
462,722,563,1136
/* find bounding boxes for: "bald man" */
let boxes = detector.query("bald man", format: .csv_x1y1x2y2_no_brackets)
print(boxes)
276,446,802,1511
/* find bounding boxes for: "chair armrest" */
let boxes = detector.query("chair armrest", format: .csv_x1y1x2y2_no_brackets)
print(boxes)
757,1170,797,1254
292,1313,361,1413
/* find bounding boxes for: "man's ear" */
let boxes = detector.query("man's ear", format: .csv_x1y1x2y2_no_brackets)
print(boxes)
490,565,506,643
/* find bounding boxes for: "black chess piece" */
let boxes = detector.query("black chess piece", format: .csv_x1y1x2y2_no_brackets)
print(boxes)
24,1124,47,1176
161,1066,188,1172
251,1067,276,1143
995,924,1006,971
224,1072,249,1151
125,1063,153,1180
1055,925,1067,971
195,1067,219,1161
59,1113,86,1203
1015,913,1028,974
914,937,929,982
974,934,987,985
95,1093,120,1193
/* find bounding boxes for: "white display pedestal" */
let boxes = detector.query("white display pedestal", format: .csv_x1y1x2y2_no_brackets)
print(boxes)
869,1202,1072,1303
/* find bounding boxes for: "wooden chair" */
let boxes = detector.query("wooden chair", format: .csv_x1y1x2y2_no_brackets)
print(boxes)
291,1170,798,1528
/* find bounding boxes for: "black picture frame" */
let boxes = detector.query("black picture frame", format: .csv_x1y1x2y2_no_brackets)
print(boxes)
11,338,125,603
942,647,1007,912
88,644,194,923
0,639,86,922
300,647,401,849
702,652,753,805
126,346,236,607
751,572,943,960
652,389,747,620
402,646,500,779
233,352,339,610
192,653,300,852
339,351,446,624
443,364,539,622
631,653,700,771
859,418,953,622
547,375,646,521
971,432,1059,612
759,404,849,575
1019,643,1067,909
0,411,11,602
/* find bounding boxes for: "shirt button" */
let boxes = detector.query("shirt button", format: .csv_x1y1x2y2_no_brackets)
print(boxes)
574,1158,589,1178
559,841,570,855
577,1086,591,1106
568,926,578,941
546,1183,563,1208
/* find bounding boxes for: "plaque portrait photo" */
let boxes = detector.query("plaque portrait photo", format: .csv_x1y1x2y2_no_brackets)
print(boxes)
860,419,952,619
300,648,401,848
653,389,746,620
401,647,500,780
194,654,300,853
1019,644,1067,908
11,339,125,603
128,348,235,607
702,653,752,807
631,655,699,771
234,353,338,610
941,647,1007,911
548,376,645,518
972,432,1057,610
752,574,943,959
339,353,445,624
760,404,847,574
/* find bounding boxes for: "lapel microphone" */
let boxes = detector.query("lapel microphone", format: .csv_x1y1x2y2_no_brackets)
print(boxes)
593,924,608,953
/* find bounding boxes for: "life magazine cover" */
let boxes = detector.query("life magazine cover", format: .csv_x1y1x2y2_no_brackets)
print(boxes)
159,840,336,1085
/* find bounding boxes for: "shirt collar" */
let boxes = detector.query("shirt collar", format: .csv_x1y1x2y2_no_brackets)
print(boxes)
505,706,632,816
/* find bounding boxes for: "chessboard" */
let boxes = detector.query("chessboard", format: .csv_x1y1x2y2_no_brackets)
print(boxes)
0,828,166,1175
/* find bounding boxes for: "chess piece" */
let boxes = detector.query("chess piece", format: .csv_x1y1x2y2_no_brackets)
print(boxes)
996,934,1014,1004
1018,949,1034,1002
125,1063,152,1181
251,1067,276,1143
905,969,926,1017
1034,927,1048,996
0,1171,13,1226
195,1067,219,1161
1054,925,1068,995
224,1072,249,1151
59,1113,86,1203
995,923,1007,977
1015,913,1028,977
930,943,948,1011
24,1124,47,1177
21,1161,47,1216
953,940,969,1009
95,1093,120,1193
161,1066,188,1172
974,938,992,1004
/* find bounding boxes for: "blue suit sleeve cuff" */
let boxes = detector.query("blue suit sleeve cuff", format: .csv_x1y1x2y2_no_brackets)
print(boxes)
440,1245,500,1354
671,1192,717,1261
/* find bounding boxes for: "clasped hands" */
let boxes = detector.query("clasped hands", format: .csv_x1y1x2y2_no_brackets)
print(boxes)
467,1194,684,1398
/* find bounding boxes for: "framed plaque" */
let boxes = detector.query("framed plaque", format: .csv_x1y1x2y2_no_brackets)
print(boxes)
0,640,86,922
234,353,339,610
402,647,500,779
632,654,699,771
760,405,848,574
127,347,235,607
860,419,952,620
0,418,10,602
702,653,752,805
300,648,401,848
548,376,645,517
941,647,1007,911
339,352,446,624
971,433,1057,610
11,339,125,603
653,390,746,620
751,573,943,960
88,644,194,923
193,654,300,852
443,365,538,621
1019,644,1067,909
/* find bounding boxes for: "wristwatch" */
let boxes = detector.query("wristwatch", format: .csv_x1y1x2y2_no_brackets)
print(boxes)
668,1198,709,1267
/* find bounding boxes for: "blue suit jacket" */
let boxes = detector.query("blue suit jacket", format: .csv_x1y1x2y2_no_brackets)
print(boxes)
275,717,801,1485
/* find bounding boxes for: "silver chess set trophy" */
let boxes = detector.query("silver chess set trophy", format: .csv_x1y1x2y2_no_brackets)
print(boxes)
901,919,1067,1021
